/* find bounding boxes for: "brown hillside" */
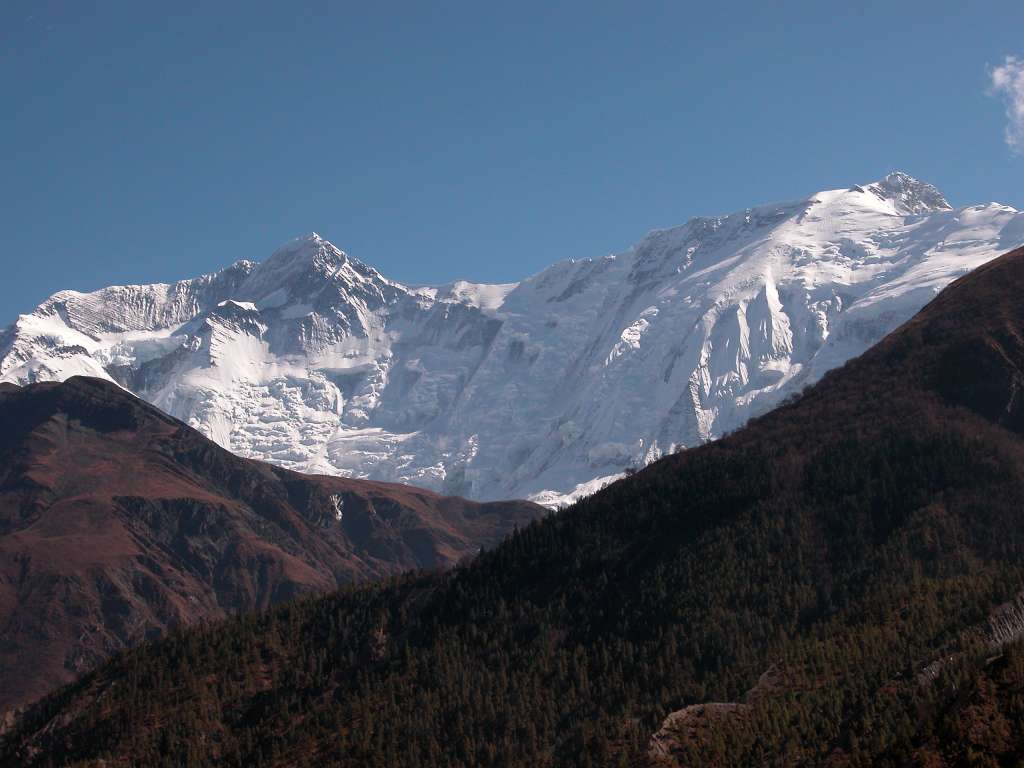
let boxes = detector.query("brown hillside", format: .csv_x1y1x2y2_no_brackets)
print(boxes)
0,376,541,714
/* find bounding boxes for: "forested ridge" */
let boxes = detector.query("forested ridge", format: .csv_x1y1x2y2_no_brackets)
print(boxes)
6,246,1024,766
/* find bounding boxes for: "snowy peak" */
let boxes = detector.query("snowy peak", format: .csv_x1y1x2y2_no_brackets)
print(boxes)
233,234,408,345
629,198,808,284
625,173,950,287
863,171,952,215
242,233,382,300
266,232,351,275
1,174,1021,505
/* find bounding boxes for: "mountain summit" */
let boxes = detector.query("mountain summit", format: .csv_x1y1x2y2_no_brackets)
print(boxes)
864,170,952,214
2,174,1021,502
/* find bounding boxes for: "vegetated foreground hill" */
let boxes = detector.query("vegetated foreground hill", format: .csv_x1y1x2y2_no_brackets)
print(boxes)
0,377,542,715
7,245,1024,766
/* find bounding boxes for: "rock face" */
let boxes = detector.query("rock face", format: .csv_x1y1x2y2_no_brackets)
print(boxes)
3,173,1022,503
0,376,541,714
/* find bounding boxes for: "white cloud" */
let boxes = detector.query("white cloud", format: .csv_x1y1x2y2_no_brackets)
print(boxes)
990,55,1024,154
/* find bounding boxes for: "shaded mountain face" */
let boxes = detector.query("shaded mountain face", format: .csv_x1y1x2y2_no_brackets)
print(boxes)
3,174,1022,505
7,246,1024,766
0,377,541,715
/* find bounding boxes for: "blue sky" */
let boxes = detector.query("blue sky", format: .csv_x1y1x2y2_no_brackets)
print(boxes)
1,1,1022,325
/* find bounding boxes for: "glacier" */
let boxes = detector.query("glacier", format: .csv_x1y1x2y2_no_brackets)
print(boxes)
3,172,1022,505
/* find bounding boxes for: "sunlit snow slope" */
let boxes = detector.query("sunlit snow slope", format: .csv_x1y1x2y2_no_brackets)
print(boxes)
3,173,1022,504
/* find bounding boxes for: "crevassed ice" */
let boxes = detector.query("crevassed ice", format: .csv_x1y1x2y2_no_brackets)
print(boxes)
2,175,1022,505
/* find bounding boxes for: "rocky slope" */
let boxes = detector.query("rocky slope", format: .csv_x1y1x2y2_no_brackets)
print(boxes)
0,376,540,714
2,173,1022,503
6,245,1024,765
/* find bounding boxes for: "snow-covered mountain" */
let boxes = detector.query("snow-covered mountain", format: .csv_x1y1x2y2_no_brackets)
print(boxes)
3,172,1022,504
